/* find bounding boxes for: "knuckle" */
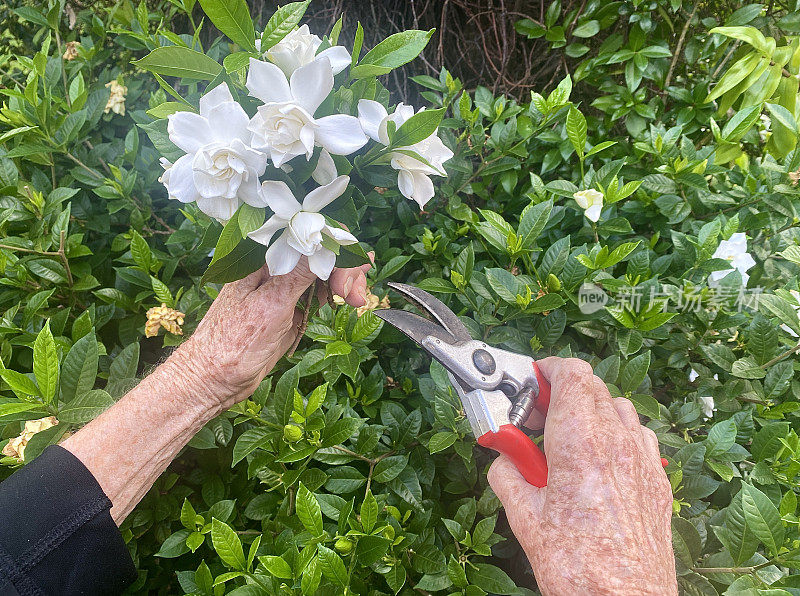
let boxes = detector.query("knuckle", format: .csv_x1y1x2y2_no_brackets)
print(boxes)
565,357,594,377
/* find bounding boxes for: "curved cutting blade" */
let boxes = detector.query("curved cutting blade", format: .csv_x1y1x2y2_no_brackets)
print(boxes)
385,282,471,342
373,309,458,346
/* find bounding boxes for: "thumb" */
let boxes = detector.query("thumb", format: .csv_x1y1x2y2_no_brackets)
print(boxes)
261,257,318,304
487,455,546,553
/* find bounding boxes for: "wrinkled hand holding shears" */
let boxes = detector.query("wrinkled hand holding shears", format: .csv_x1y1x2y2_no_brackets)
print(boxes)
375,282,667,487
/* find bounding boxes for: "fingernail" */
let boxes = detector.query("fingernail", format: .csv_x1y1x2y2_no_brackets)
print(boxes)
342,277,354,297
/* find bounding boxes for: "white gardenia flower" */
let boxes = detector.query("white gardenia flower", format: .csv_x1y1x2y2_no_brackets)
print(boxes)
357,100,453,208
709,232,756,285
161,83,267,222
699,395,715,418
246,57,368,167
573,189,604,222
248,175,357,280
256,25,351,77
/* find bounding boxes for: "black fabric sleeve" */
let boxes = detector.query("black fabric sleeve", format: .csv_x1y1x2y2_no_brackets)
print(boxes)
0,445,137,596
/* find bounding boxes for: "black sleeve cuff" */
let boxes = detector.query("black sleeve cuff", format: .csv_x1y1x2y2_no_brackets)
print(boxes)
0,445,137,596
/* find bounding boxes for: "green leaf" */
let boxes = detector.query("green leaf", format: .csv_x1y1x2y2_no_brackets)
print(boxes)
59,390,114,423
705,418,737,456
356,29,434,76
0,370,41,399
672,517,703,567
466,563,517,595
566,106,587,157
766,102,798,134
202,238,266,285
321,417,363,448
741,483,785,557
133,47,223,80
231,428,271,466
129,230,152,271
721,105,762,141
620,351,650,394
0,402,44,417
237,204,264,236
198,0,255,51
428,431,458,453
316,545,348,586
261,1,311,51
259,555,293,579
518,200,553,249
390,108,445,148
355,535,391,566
296,482,323,536
211,518,246,570
373,455,408,483
33,321,58,404
760,294,800,336
731,356,766,379
360,489,378,533
709,26,770,55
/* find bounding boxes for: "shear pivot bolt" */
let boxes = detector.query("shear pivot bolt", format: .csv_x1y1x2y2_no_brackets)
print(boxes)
472,349,495,375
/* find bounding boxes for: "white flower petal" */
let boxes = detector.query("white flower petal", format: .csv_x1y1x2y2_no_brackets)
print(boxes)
239,176,265,207
265,231,302,275
290,57,333,114
302,175,350,212
397,169,415,201
246,58,292,103
307,247,336,280
316,45,351,74
164,154,199,203
196,195,239,222
206,101,252,144
312,148,337,185
261,180,302,218
167,111,213,153
315,114,368,155
324,224,358,245
357,99,388,143
409,170,435,207
585,204,603,222
286,211,326,255
249,215,288,246
199,82,234,116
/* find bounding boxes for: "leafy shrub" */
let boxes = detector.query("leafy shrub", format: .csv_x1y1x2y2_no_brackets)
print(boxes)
3,1,800,595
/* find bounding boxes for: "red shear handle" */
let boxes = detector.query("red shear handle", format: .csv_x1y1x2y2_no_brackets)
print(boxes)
532,361,550,415
477,424,548,487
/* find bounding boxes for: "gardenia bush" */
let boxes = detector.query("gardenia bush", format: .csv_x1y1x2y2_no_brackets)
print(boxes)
2,0,800,594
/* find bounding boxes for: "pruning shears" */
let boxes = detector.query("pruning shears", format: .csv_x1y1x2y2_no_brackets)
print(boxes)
375,282,551,488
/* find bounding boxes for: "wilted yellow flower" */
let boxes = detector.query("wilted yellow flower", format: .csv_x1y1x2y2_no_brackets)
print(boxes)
104,80,127,115
332,289,389,317
2,416,59,461
62,41,80,61
790,168,800,186
145,303,185,338
356,290,389,317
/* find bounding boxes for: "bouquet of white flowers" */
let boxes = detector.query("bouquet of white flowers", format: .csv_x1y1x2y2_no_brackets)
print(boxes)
135,0,453,284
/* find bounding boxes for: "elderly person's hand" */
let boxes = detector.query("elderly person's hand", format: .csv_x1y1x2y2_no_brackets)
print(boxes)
63,257,371,522
487,357,677,595
174,258,371,410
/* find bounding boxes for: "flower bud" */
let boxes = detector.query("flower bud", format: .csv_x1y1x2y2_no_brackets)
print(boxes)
546,274,562,292
283,424,303,442
335,537,354,554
